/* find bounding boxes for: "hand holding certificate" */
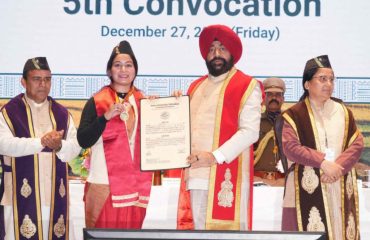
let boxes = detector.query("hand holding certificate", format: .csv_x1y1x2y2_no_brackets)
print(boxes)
140,96,190,171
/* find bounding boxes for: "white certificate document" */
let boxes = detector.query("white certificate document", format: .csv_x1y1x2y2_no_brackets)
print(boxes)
140,96,190,171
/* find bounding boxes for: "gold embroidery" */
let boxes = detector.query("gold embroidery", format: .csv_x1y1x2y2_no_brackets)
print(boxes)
301,166,319,194
307,207,325,232
346,212,356,240
346,173,354,200
20,215,37,239
20,178,32,198
217,168,234,208
59,179,66,198
54,214,66,238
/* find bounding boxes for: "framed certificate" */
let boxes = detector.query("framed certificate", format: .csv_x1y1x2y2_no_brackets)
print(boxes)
140,96,191,171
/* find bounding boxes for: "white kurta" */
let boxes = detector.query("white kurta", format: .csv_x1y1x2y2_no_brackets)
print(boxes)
309,99,345,240
186,71,262,229
0,95,81,240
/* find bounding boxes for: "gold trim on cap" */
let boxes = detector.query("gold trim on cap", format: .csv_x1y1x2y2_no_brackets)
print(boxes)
31,58,41,70
314,57,324,68
115,46,120,54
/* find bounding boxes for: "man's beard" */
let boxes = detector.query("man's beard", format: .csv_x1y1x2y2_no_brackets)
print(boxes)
206,56,234,77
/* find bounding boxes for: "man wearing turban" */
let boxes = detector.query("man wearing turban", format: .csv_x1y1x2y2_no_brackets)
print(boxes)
175,24,262,230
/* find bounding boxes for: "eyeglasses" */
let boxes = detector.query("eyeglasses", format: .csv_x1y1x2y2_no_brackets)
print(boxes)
312,75,336,83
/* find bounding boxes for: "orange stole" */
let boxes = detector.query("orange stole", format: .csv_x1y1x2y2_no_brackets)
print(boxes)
177,69,257,230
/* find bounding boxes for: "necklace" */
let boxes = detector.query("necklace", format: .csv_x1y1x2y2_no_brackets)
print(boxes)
115,87,134,122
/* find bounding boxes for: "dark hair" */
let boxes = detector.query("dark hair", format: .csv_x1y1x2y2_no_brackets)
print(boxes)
23,71,28,80
106,54,138,82
22,57,50,80
106,41,138,83
299,67,319,101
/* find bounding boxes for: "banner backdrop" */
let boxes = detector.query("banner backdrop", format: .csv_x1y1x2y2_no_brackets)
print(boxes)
0,0,370,102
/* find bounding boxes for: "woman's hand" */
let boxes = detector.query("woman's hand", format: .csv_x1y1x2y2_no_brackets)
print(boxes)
104,103,124,120
144,95,159,100
320,160,343,182
321,174,336,183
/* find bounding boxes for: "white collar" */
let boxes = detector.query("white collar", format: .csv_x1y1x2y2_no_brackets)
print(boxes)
24,94,48,108
208,71,230,83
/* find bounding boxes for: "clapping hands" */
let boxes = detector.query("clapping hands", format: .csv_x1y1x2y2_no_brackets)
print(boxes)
41,130,64,150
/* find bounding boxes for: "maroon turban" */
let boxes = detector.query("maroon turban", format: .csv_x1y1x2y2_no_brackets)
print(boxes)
199,24,243,64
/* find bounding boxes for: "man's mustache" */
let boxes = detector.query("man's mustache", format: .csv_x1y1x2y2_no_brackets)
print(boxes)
269,99,280,105
210,57,226,65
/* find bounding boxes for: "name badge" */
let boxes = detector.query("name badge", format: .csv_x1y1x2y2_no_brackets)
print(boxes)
324,148,335,161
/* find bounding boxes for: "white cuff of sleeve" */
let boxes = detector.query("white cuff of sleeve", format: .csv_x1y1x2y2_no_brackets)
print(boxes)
213,149,226,164
37,138,45,151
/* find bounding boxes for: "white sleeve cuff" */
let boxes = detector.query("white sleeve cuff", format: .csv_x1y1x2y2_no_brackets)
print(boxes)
213,149,226,164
